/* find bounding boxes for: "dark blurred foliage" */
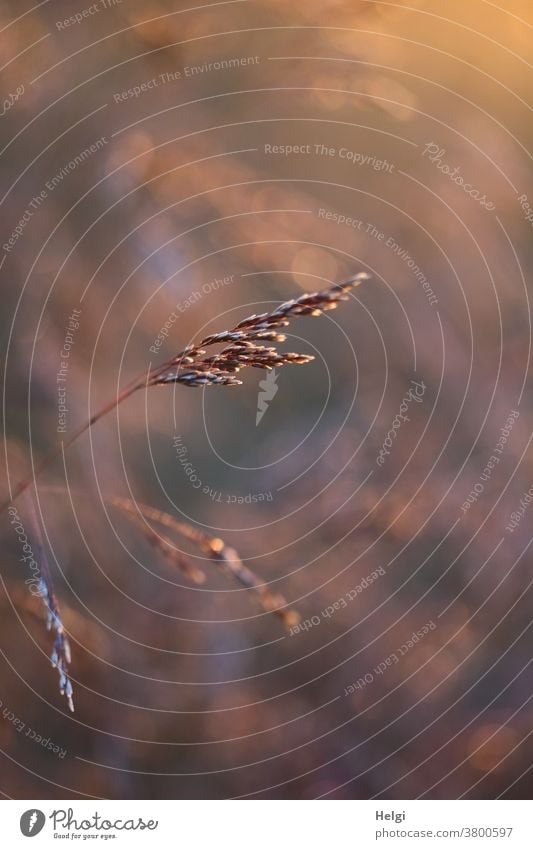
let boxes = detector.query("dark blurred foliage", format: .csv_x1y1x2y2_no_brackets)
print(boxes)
1,0,533,799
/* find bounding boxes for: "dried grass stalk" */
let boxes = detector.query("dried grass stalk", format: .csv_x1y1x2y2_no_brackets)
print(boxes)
2,273,369,709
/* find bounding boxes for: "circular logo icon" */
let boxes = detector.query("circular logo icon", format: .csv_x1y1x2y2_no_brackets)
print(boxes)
20,810,46,837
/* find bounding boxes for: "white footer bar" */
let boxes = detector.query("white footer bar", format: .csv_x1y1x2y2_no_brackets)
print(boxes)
2,800,530,848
